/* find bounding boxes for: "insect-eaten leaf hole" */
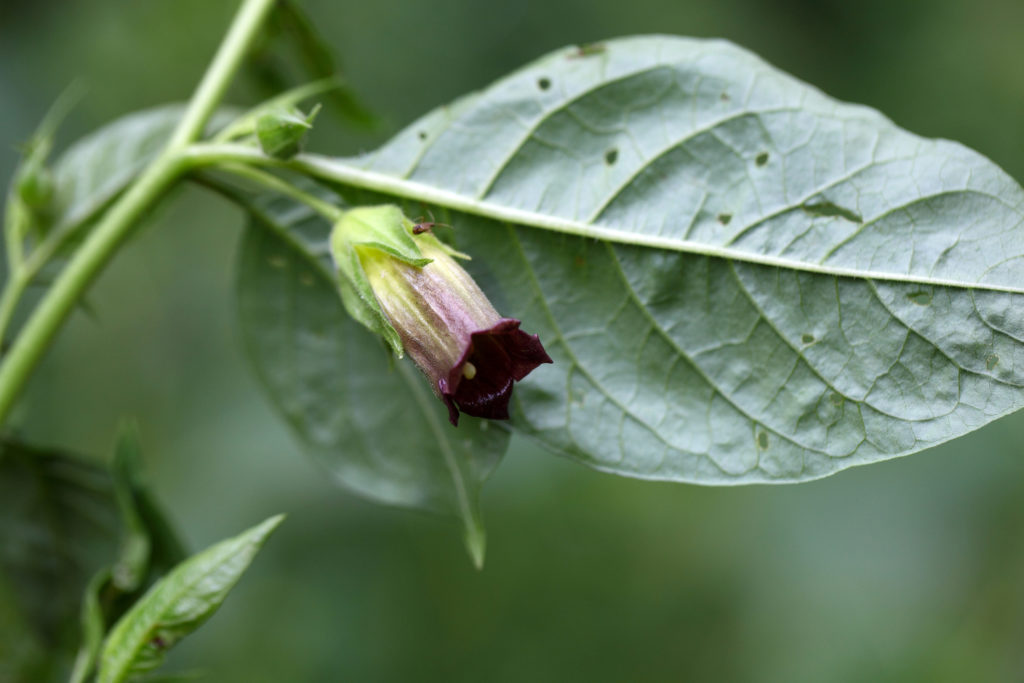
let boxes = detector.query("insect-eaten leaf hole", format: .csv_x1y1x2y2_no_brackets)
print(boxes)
538,76,551,91
755,151,770,167
986,354,1000,370
604,148,618,165
717,213,732,225
801,333,815,345
801,200,863,223
906,290,932,306
756,431,770,450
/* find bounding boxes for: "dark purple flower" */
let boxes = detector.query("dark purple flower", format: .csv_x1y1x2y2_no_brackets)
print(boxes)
358,235,552,426
438,318,552,425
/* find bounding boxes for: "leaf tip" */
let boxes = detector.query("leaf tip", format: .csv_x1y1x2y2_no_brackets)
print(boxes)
463,521,486,570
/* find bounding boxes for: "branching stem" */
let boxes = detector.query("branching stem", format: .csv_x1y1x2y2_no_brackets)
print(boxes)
0,0,278,426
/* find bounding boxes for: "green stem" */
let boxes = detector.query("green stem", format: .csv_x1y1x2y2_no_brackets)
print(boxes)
0,272,27,344
0,0,278,426
213,163,346,221
169,0,278,148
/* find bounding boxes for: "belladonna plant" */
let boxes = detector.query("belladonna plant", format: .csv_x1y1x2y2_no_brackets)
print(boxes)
330,205,552,425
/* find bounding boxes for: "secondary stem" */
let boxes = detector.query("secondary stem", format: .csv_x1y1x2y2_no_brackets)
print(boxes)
214,163,346,222
0,0,278,426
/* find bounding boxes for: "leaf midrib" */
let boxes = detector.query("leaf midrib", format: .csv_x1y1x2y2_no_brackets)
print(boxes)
277,151,1024,295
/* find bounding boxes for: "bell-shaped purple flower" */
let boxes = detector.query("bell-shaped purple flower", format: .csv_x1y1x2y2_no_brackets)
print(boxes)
358,234,552,426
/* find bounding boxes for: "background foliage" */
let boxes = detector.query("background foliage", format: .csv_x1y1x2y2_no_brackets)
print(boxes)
2,0,1023,680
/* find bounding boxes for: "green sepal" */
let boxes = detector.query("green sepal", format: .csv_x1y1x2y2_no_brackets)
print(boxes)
255,103,320,160
329,205,433,356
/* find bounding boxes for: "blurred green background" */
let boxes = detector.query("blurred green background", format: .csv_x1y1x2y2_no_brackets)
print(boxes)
2,0,1024,681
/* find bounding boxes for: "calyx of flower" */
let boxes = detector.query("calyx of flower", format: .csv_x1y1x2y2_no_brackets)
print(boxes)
330,205,552,425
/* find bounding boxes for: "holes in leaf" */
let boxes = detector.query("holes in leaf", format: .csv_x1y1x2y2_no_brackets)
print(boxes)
801,333,815,345
756,431,770,450
755,152,770,167
537,77,551,91
906,290,932,306
986,354,1000,370
604,148,618,165
801,200,863,223
717,213,732,225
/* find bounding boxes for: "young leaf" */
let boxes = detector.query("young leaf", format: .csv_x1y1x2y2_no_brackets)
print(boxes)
68,424,187,683
97,514,284,683
49,105,237,239
226,182,506,566
68,568,112,683
289,36,1024,484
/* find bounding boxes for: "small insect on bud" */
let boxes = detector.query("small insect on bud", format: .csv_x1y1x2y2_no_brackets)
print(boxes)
331,206,552,425
256,104,321,160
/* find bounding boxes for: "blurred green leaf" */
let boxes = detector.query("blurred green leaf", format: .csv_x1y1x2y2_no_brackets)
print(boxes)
67,424,186,683
97,514,284,683
294,35,1024,484
68,568,112,683
50,105,185,234
110,425,151,592
224,180,507,565
0,440,115,681
246,0,375,129
3,84,82,276
0,441,116,642
50,105,237,238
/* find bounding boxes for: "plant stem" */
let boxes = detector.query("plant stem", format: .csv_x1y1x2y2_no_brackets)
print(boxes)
0,272,27,345
213,163,346,221
169,0,278,148
0,0,278,426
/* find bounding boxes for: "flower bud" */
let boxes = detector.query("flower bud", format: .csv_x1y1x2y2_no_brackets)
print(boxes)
16,159,54,210
256,104,320,160
331,206,552,425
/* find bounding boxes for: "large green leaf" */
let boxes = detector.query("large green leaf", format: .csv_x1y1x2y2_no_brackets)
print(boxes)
232,186,507,565
97,515,283,683
279,36,1024,483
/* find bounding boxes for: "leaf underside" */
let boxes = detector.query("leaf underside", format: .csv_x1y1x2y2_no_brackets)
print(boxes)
295,35,1024,484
